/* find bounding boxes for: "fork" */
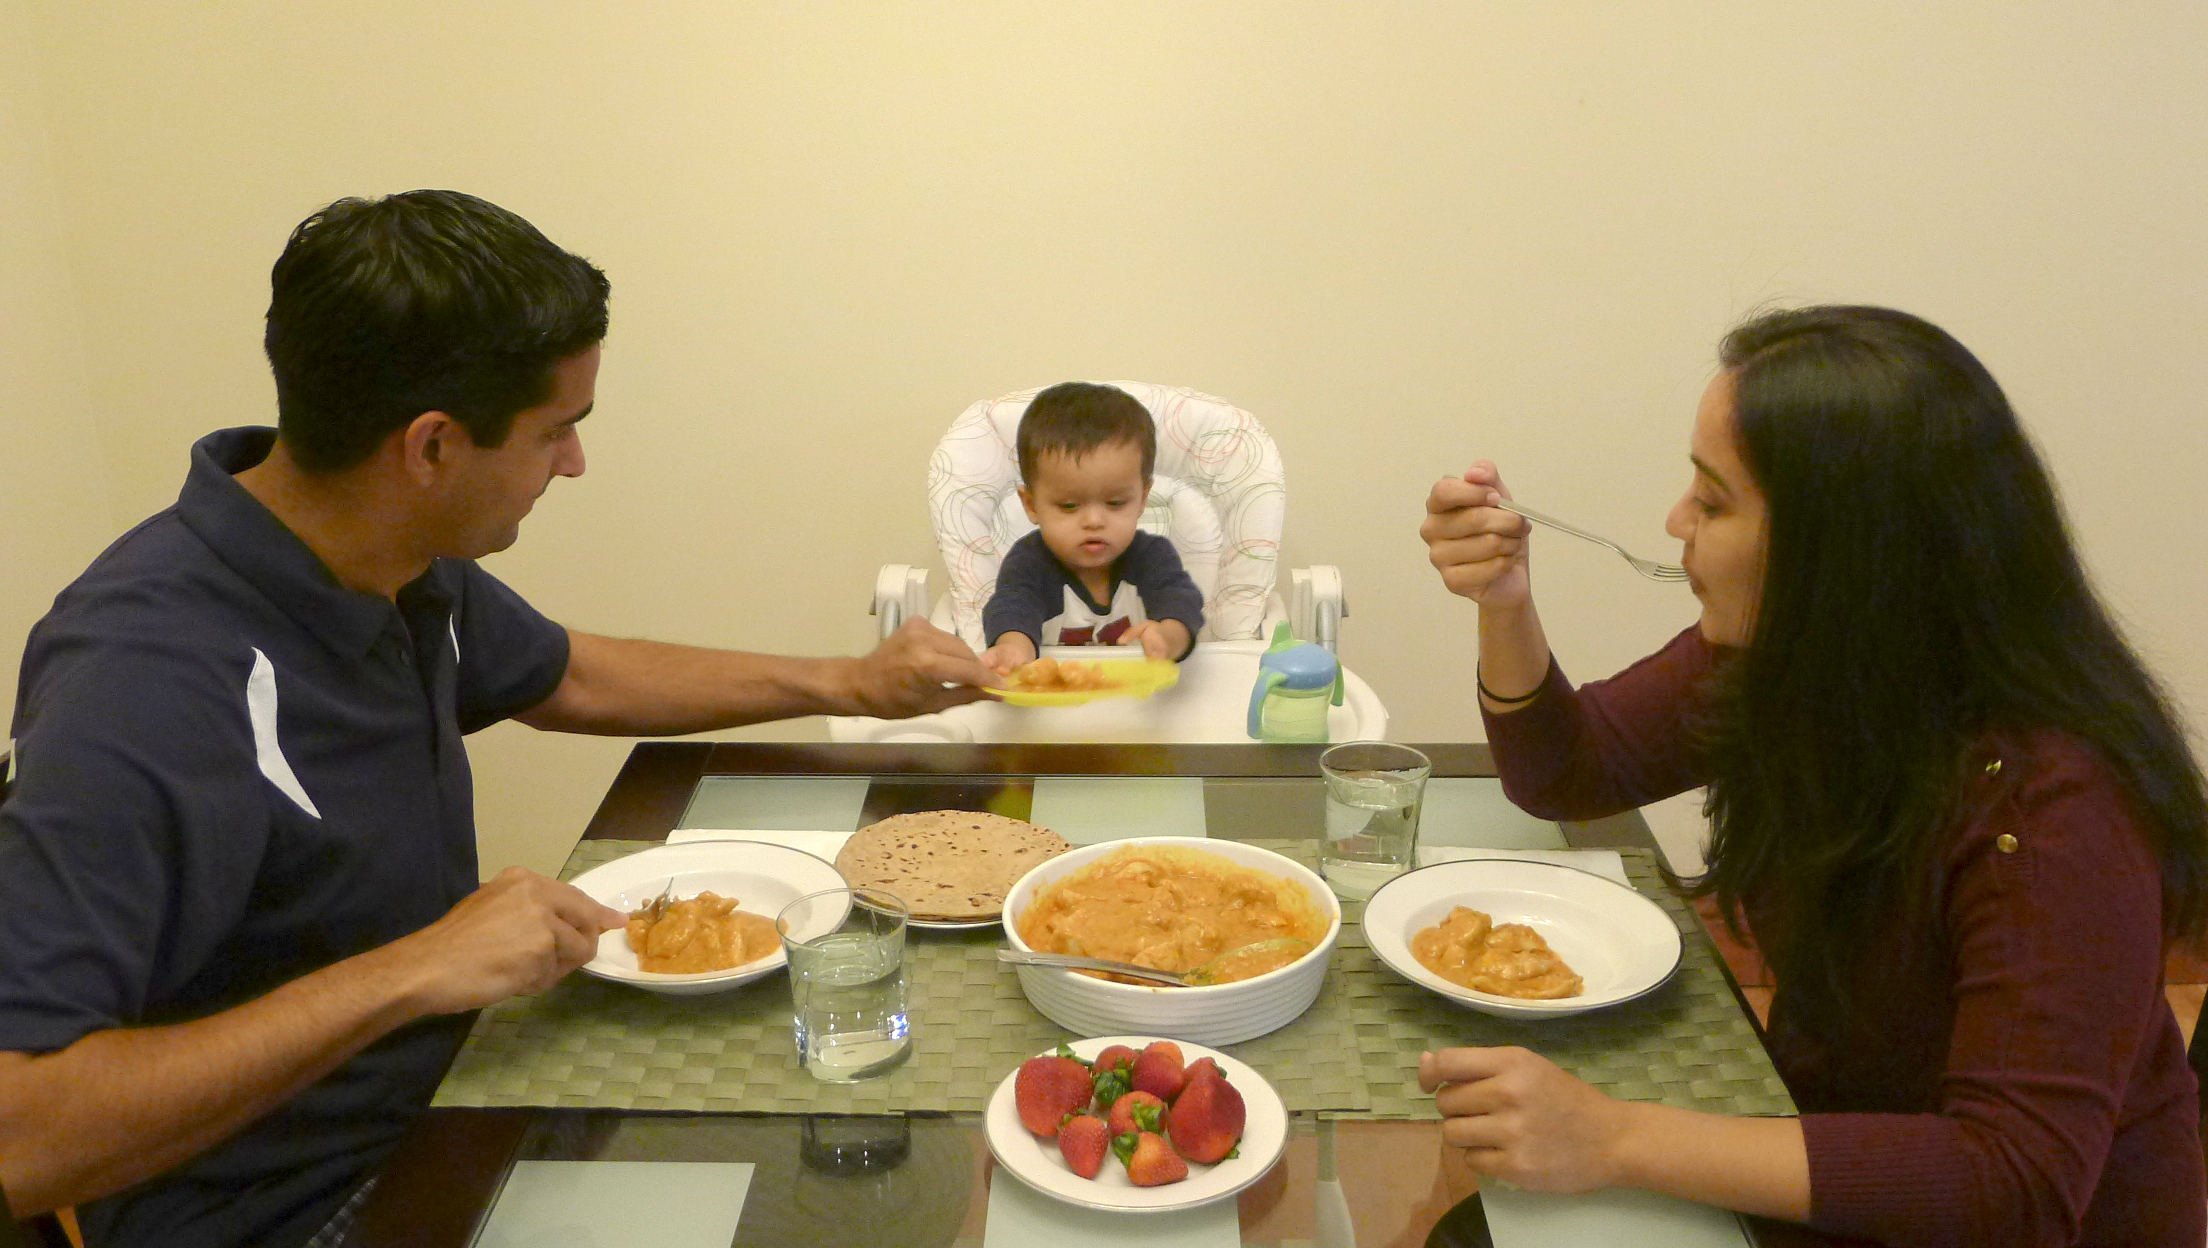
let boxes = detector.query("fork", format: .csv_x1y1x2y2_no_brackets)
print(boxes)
1491,500,1688,582
635,879,675,921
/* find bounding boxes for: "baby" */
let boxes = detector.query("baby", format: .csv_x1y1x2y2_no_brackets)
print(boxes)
980,382,1206,672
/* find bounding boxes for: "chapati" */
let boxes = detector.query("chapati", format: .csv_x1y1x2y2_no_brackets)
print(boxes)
834,811,1068,920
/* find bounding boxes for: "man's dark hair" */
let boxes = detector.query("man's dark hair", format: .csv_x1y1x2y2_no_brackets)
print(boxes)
1015,382,1157,485
263,190,610,472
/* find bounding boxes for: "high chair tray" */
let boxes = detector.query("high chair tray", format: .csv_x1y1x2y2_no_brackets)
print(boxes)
832,640,1387,744
997,657,1180,707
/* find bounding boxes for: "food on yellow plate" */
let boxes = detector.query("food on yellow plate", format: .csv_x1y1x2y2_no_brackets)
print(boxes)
625,890,778,974
1410,906,1584,999
1007,657,1115,693
1016,845,1326,985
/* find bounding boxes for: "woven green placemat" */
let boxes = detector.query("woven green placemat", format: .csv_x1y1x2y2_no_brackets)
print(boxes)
432,840,1788,1120
430,840,1369,1114
1329,848,1796,1120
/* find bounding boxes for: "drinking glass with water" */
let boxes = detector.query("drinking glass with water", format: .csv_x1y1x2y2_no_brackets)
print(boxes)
777,886,913,1082
1319,742,1432,899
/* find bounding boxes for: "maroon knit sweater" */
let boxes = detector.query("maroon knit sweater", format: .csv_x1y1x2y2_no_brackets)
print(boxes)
1482,626,2204,1247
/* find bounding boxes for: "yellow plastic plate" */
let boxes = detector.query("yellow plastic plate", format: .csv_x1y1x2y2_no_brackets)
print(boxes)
996,658,1181,707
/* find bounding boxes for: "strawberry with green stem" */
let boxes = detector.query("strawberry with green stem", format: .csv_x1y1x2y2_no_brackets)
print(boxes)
1057,1112,1110,1179
1114,1130,1190,1186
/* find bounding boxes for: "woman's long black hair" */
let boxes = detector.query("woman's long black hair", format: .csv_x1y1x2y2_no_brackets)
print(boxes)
1696,306,2208,1028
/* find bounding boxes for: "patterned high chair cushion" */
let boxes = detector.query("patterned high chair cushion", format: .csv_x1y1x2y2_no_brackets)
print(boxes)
930,382,1285,648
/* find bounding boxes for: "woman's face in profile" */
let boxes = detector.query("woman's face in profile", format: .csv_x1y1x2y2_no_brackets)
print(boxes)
1665,371,1767,647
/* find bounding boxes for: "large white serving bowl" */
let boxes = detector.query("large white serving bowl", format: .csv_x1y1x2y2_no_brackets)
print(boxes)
1001,836,1341,1046
1362,858,1682,1020
569,840,850,996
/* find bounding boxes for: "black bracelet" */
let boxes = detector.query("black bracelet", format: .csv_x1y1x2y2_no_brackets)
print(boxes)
1476,664,1544,705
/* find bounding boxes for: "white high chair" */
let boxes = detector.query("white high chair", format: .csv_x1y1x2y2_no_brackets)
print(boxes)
830,382,1388,744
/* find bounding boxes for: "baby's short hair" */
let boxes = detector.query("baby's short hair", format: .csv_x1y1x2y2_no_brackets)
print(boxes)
1016,382,1157,485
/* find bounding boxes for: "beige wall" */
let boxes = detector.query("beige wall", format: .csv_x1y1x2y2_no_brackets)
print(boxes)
0,0,114,726
9,3,2205,876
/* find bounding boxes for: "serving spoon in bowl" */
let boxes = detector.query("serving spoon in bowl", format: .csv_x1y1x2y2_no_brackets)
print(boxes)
998,937,1315,987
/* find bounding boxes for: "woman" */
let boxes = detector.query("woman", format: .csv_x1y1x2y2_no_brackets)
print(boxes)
1416,305,2207,1246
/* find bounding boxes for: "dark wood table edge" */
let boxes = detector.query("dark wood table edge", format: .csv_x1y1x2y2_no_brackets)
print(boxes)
580,741,1503,841
353,1108,530,1248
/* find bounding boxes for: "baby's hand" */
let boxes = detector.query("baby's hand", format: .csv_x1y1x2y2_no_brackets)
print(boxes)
1130,620,1188,662
982,634,1036,675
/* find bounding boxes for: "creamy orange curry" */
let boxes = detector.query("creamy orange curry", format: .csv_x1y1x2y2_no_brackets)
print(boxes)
626,890,779,974
1410,906,1584,999
1016,846,1323,984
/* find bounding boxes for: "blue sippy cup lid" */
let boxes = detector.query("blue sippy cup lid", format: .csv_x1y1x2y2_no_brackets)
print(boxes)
1258,620,1338,691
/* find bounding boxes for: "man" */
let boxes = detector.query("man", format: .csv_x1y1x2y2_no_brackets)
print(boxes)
0,190,998,1247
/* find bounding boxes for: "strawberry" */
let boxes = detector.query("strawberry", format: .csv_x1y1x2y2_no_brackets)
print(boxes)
1182,1056,1224,1087
1130,1040,1187,1103
1015,1054,1094,1137
1091,1044,1140,1076
1113,1130,1190,1186
1092,1064,1132,1113
1108,1089,1167,1139
1166,1068,1246,1164
1057,1112,1110,1179
1091,1044,1140,1108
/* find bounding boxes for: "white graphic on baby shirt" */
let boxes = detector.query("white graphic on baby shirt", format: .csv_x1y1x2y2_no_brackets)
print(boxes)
1043,582,1148,646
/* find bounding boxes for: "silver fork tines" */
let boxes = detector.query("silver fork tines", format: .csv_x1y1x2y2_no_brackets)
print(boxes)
1492,500,1688,583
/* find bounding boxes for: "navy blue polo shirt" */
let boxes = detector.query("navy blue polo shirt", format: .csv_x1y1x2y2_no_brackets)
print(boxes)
0,428,570,1248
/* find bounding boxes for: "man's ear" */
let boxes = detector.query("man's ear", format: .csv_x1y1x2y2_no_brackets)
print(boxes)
400,411,463,485
1018,485,1040,524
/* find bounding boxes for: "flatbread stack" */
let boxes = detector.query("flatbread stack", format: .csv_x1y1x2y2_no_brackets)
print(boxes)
834,811,1069,923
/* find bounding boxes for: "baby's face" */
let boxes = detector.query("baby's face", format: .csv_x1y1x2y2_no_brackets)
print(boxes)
1019,440,1150,575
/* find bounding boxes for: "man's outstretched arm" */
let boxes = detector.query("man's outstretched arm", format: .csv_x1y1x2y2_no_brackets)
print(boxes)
0,869,621,1216
516,617,1003,735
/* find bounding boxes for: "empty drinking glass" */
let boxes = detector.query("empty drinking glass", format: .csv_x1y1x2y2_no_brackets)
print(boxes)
778,886,913,1082
1319,742,1431,899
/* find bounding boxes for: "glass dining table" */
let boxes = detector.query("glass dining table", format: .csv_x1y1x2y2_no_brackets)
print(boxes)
349,741,1829,1248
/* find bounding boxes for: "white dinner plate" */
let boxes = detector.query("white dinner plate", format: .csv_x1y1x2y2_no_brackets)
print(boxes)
1362,858,1683,1019
569,840,849,995
985,1035,1288,1213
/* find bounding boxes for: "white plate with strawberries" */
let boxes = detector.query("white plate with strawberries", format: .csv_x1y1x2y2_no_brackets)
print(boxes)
985,1035,1288,1213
